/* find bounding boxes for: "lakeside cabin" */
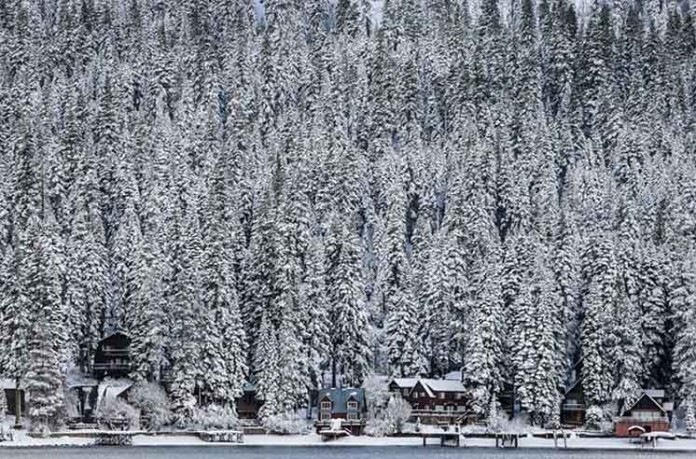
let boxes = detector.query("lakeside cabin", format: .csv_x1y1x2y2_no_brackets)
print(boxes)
388,377,470,424
615,390,673,437
315,388,367,435
561,359,586,427
236,381,262,420
93,331,131,380
1,378,25,419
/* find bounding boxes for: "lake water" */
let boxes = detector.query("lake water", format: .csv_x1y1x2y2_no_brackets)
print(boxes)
0,446,693,459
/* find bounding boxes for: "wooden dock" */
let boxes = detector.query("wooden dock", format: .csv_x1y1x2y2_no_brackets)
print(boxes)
420,432,461,447
94,431,134,446
319,429,350,441
198,430,244,443
495,432,519,448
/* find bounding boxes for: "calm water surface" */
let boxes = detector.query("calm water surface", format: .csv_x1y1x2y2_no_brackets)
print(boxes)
0,447,693,459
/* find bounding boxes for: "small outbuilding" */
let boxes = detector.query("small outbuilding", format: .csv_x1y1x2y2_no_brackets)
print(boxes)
236,380,262,420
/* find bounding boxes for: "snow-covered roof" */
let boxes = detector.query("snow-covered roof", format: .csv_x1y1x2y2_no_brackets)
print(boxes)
66,370,99,389
622,392,666,416
0,378,24,390
444,371,462,381
413,379,435,398
644,389,665,399
423,379,466,393
390,378,418,389
97,379,134,404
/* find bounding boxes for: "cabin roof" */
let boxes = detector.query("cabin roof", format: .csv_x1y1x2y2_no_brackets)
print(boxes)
444,371,462,381
389,378,418,389
0,378,25,390
424,379,466,393
643,389,665,399
99,330,131,343
318,388,366,413
621,392,667,417
242,380,256,393
411,378,465,397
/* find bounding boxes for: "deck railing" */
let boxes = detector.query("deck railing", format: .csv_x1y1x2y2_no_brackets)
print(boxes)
561,403,585,411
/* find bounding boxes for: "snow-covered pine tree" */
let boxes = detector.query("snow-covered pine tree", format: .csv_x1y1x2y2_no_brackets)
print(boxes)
23,210,65,431
254,312,280,424
326,218,372,387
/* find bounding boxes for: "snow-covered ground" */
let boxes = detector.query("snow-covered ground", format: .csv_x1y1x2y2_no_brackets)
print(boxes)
5,432,696,451
2,418,696,451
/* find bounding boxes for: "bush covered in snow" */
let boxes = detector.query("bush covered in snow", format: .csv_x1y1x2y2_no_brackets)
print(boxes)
96,397,140,430
264,410,310,434
128,382,171,430
362,376,391,422
584,405,603,430
366,395,412,436
190,404,239,430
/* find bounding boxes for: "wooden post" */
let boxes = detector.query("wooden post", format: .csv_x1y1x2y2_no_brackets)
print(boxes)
495,434,499,448
14,378,21,429
423,435,426,446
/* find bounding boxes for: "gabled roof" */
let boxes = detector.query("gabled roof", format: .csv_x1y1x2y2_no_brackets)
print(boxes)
644,389,665,399
444,371,462,381
389,378,418,389
101,329,130,341
424,379,466,393
0,378,25,390
410,378,466,397
621,392,667,417
318,388,366,414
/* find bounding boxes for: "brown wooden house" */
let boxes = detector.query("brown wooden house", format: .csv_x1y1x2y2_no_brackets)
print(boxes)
93,331,131,379
315,388,367,435
560,358,586,427
561,378,586,427
390,378,470,424
615,390,672,437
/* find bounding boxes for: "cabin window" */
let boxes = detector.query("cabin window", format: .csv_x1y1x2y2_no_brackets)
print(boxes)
347,412,359,420
420,392,426,398
456,392,464,400
347,401,358,410
321,401,332,410
402,389,409,396
439,392,445,399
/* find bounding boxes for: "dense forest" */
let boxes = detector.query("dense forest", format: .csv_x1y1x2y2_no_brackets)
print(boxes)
0,0,695,430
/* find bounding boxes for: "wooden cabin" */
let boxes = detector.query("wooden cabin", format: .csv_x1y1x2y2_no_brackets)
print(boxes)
315,388,367,435
93,332,131,379
615,390,672,437
1,378,25,419
389,376,470,424
561,378,586,427
560,358,586,427
236,381,262,420
408,379,470,424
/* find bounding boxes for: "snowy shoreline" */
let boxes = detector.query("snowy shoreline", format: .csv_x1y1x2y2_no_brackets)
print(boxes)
4,431,696,452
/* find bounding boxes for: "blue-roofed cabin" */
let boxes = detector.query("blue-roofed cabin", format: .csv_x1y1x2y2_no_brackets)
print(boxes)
315,388,367,435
